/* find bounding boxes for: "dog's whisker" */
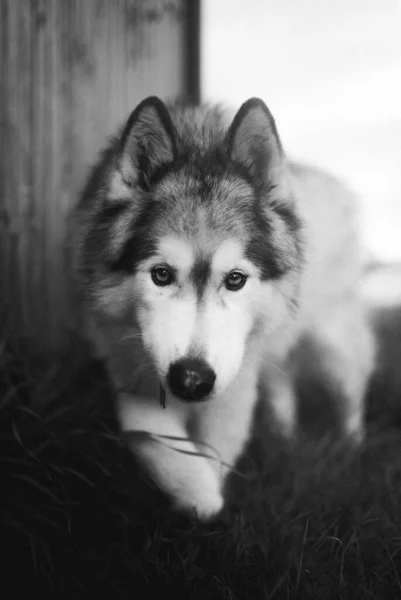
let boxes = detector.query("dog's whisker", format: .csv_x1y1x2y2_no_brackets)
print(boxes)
118,332,143,342
263,358,287,376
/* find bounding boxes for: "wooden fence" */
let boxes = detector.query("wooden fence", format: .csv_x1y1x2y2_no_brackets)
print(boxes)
0,0,197,349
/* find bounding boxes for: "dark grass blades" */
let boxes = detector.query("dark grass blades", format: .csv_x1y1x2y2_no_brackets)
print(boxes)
1,307,401,600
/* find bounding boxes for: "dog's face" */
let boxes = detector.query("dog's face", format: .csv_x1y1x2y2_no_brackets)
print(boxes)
79,97,302,401
135,236,259,395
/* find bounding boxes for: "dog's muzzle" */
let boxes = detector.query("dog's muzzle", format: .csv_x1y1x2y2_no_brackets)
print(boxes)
167,358,216,401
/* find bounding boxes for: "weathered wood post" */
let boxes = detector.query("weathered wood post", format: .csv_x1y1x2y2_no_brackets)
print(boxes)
0,0,198,350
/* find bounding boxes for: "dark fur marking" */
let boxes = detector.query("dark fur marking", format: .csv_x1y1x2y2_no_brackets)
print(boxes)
246,196,301,280
111,200,163,274
111,233,157,274
83,197,162,276
191,258,211,301
98,201,132,222
271,202,302,233
246,236,285,280
146,161,178,187
82,201,133,275
147,146,232,202
246,205,284,280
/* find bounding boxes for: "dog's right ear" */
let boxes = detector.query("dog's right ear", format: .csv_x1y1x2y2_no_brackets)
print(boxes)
118,96,177,187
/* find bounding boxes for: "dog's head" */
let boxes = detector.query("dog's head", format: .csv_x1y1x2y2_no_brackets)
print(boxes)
78,97,302,401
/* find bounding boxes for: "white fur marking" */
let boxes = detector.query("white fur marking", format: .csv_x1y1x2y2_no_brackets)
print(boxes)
156,237,195,273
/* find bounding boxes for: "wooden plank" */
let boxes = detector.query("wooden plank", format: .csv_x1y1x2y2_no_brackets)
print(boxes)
0,0,188,348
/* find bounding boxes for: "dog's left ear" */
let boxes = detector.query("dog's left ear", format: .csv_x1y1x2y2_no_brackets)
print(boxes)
119,96,176,186
226,98,286,190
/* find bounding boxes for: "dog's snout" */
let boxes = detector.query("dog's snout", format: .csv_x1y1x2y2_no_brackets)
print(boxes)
168,358,216,401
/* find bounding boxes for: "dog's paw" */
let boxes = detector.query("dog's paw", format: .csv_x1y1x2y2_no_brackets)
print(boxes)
172,489,224,522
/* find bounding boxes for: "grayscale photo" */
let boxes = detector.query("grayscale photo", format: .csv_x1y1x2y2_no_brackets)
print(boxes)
1,1,401,598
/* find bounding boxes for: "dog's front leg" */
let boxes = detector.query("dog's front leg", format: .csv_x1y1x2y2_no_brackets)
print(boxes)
117,392,224,520
193,360,259,485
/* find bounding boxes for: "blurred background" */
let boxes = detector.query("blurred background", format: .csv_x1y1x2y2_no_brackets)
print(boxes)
0,0,400,347
202,0,401,264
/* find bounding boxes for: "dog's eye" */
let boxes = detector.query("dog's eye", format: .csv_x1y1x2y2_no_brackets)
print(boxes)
151,266,174,287
225,271,247,291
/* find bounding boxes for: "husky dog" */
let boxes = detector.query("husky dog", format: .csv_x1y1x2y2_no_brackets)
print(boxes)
72,96,375,520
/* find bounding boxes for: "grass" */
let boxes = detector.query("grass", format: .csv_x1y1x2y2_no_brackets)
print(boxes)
1,307,401,600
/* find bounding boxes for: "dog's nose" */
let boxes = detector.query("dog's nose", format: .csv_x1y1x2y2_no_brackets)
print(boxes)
168,358,216,401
